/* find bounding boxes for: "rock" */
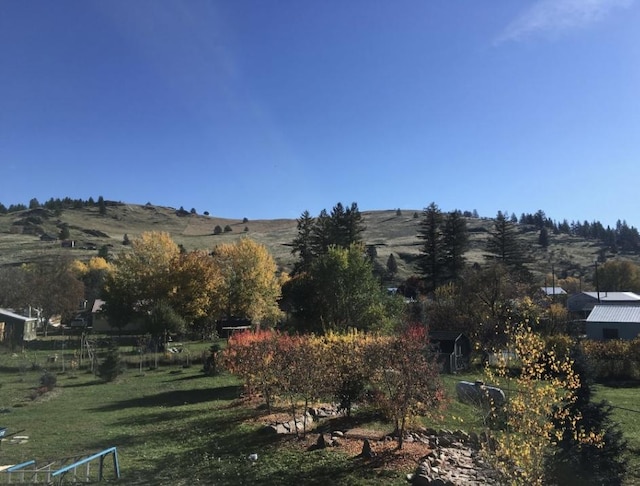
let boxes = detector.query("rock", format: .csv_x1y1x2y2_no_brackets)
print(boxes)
314,434,328,449
360,439,375,458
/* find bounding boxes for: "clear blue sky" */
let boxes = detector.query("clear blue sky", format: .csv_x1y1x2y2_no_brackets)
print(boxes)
2,1,639,226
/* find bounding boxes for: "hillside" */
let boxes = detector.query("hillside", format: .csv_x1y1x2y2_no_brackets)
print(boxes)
0,203,633,285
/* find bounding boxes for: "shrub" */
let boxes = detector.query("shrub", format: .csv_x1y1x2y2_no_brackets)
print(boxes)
98,340,124,382
40,371,57,391
581,339,640,381
213,225,222,235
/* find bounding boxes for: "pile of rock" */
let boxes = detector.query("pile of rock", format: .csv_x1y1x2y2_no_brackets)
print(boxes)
264,405,340,435
404,429,502,486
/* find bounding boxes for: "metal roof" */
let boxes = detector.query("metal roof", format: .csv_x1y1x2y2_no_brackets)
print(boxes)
582,291,640,302
587,305,640,323
540,287,567,295
0,308,37,322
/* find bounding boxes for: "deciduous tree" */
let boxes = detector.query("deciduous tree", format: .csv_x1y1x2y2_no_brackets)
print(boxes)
368,325,445,449
102,232,180,330
594,259,640,293
484,322,601,485
211,238,283,328
291,244,400,333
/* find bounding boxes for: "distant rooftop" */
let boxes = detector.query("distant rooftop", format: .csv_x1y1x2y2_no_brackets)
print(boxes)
582,291,640,302
540,286,567,296
0,308,36,322
587,305,640,323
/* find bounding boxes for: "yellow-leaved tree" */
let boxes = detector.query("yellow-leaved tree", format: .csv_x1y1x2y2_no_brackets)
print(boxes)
171,249,222,323
102,232,181,331
484,322,603,485
212,238,285,328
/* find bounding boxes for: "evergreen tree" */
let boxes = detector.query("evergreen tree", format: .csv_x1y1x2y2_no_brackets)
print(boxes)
329,202,365,249
547,344,627,485
311,209,332,255
98,245,110,260
538,227,549,248
28,198,40,209
59,225,71,240
98,339,124,382
442,210,468,281
485,211,526,268
98,196,106,215
291,202,367,279
386,253,398,278
418,203,445,292
291,210,316,274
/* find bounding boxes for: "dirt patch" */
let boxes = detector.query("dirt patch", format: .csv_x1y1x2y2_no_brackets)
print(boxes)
298,432,431,472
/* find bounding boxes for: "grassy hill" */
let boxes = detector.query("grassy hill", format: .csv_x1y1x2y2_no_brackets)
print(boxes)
0,202,635,286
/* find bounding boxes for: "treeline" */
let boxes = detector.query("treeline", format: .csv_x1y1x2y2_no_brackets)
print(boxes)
0,196,110,214
518,210,640,253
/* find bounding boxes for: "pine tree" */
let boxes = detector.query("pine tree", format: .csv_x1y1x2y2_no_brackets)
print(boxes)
442,210,468,281
418,203,445,292
291,210,316,274
485,211,526,268
98,195,106,215
59,225,70,240
547,344,627,485
538,227,549,248
98,339,123,382
386,253,398,278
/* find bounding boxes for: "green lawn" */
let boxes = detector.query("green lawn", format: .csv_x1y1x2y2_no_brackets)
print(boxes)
0,348,638,485
593,384,640,485
0,346,408,485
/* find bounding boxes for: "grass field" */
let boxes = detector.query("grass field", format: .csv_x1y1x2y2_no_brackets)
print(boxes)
0,343,412,485
0,345,638,485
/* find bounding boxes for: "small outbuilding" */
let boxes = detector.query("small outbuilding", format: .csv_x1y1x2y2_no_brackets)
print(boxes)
429,331,471,373
586,305,640,340
0,308,37,345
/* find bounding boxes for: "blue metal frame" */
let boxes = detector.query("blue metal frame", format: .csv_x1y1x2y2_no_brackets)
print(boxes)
51,447,120,481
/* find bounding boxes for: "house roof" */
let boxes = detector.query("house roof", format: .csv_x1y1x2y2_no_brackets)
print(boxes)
540,286,567,296
587,305,640,323
429,331,466,342
91,299,106,313
0,308,37,322
581,291,640,302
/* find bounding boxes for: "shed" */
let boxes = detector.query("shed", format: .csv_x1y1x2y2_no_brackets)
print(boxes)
586,305,640,340
0,308,37,345
216,317,251,338
429,331,471,373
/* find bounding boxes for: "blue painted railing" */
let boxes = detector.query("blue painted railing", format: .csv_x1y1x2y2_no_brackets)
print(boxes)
51,446,120,482
0,447,120,484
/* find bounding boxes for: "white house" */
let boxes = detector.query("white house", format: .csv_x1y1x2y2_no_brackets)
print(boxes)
586,305,640,340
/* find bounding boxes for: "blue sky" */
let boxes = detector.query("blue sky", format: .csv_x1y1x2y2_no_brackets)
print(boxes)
2,1,639,227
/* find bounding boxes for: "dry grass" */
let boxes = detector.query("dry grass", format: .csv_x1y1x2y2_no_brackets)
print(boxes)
0,203,633,284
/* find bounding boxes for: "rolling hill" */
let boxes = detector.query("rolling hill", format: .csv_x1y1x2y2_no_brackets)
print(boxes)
0,202,632,286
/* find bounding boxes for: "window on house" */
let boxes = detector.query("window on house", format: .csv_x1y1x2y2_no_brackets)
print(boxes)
603,328,619,340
